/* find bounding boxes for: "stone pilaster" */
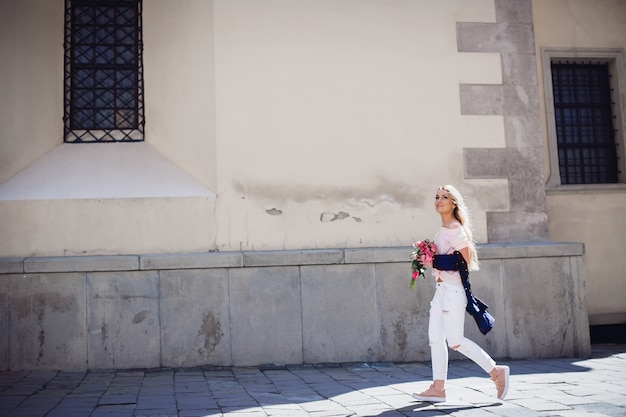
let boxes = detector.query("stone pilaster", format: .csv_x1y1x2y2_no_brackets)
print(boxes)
457,0,548,242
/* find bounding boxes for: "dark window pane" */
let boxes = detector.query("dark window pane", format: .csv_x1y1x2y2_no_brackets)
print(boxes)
64,0,144,142
551,62,617,184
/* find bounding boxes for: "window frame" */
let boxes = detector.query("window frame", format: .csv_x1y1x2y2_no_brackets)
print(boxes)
63,0,145,143
542,48,626,188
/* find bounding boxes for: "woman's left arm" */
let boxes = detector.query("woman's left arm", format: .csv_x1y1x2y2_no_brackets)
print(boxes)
458,247,471,265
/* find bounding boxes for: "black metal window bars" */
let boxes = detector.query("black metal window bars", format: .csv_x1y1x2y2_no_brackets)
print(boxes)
64,0,144,142
551,61,619,184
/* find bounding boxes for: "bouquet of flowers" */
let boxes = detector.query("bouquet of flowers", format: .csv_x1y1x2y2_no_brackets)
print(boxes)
409,239,437,288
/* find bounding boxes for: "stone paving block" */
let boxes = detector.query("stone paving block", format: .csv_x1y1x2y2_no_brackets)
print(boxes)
47,406,101,417
98,393,138,405
160,268,231,367
91,404,135,416
178,409,221,417
1,347,626,416
230,266,303,366
301,264,378,364
87,271,160,369
8,273,87,370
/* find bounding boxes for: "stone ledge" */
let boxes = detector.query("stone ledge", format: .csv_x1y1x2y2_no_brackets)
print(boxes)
0,258,24,274
546,184,626,195
0,241,585,274
243,249,344,267
140,252,243,270
23,255,139,273
344,247,409,264
478,241,584,259
588,313,626,326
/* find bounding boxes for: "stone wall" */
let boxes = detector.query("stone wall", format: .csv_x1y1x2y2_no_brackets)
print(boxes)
0,242,590,370
459,0,549,242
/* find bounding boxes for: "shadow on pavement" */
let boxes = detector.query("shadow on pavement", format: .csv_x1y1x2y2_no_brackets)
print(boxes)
386,401,503,416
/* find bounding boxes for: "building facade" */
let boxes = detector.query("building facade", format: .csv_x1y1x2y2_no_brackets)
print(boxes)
0,0,623,370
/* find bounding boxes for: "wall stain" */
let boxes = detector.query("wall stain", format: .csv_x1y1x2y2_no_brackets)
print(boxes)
101,318,107,346
37,326,45,362
393,316,408,353
233,178,427,207
12,293,74,364
196,313,223,356
132,310,148,324
320,211,350,222
265,208,283,215
13,293,73,319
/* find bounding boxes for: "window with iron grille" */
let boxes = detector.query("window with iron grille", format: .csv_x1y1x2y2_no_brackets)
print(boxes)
64,0,144,142
551,62,618,184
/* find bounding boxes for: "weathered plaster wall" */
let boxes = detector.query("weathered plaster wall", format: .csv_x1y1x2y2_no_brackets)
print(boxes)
211,0,510,252
0,0,217,257
0,0,554,258
547,190,626,325
533,0,626,324
0,0,63,184
143,0,218,191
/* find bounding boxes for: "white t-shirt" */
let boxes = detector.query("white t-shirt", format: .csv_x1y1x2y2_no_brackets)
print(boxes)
433,225,470,286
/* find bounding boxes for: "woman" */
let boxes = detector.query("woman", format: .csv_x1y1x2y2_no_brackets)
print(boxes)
412,185,509,402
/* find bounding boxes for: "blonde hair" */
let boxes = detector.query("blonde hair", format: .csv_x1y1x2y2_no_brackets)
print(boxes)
438,184,480,271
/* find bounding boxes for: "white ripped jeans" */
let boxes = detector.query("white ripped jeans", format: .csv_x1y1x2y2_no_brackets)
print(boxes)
429,281,496,380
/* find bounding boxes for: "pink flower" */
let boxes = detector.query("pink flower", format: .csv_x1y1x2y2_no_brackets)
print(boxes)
408,239,437,289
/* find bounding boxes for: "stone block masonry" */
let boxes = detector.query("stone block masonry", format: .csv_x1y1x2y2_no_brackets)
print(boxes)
0,242,589,370
458,0,549,242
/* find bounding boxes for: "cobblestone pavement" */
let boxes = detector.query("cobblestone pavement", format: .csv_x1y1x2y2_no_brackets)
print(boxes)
0,344,624,417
